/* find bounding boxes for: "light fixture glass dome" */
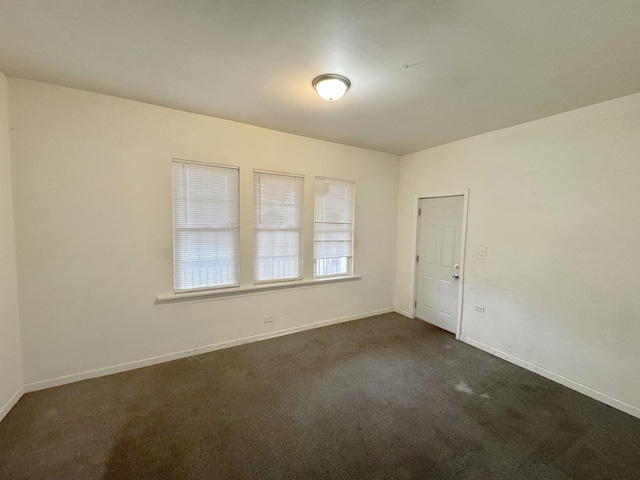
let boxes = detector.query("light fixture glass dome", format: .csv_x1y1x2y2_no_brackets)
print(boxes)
312,74,351,101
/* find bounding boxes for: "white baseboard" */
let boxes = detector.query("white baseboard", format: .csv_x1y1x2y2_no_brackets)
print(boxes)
20,310,637,423
394,308,412,318
23,308,394,394
0,386,24,423
461,336,640,420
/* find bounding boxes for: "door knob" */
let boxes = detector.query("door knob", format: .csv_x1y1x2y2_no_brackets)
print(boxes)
452,274,459,280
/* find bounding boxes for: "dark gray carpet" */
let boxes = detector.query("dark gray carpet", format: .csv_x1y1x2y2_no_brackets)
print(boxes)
1,313,639,479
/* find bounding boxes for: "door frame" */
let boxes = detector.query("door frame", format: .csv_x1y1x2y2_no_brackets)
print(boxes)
410,189,470,339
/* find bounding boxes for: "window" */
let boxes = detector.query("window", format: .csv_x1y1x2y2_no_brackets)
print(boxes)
172,159,239,291
253,170,303,283
314,177,355,277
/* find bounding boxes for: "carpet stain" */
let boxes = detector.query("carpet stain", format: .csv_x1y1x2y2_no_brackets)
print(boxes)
456,380,476,395
102,413,185,480
455,380,490,399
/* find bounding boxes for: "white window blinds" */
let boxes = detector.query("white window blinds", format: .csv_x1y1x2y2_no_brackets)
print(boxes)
172,160,239,291
253,170,304,283
314,177,355,277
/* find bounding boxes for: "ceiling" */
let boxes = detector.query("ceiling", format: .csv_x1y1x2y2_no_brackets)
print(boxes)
0,1,639,156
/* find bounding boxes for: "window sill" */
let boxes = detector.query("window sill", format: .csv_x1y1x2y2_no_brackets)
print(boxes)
155,275,362,303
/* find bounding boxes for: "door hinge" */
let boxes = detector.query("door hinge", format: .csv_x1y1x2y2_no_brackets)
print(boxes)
418,207,422,216
416,254,419,263
414,300,417,308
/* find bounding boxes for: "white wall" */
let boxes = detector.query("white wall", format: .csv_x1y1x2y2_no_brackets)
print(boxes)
0,71,23,419
395,93,640,416
8,79,399,386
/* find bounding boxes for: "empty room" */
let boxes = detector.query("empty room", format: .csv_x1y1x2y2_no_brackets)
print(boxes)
1,1,639,479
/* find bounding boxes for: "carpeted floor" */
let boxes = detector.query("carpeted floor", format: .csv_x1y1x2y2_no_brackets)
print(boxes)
1,313,639,479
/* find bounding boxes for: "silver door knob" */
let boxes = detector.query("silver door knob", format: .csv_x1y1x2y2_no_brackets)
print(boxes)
452,274,459,280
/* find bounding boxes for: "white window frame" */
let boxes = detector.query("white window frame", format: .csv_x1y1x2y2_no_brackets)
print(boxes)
314,177,355,279
172,159,240,293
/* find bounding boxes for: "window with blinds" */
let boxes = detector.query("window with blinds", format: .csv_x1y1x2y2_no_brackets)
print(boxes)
253,170,304,283
172,159,239,291
314,177,355,277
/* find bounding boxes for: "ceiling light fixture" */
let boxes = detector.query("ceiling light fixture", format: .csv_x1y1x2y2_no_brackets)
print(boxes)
312,74,351,101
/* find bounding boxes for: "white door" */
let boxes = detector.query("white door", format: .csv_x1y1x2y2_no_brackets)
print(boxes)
415,196,464,334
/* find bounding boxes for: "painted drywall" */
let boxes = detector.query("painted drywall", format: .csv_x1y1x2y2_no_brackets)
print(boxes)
395,93,640,415
8,79,399,385
0,71,23,418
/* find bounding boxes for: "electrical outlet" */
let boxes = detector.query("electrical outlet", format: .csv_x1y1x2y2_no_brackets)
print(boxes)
263,316,273,323
479,245,487,256
474,305,485,313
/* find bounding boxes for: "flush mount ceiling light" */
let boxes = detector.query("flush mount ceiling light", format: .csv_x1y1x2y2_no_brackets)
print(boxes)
312,74,351,101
